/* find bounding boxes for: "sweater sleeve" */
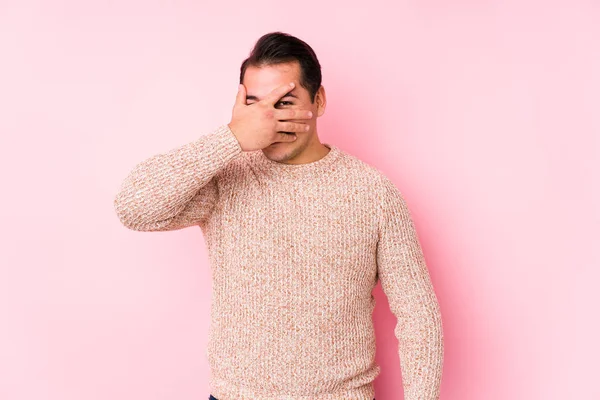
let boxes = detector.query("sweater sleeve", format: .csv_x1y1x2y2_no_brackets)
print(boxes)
113,124,243,231
375,175,444,400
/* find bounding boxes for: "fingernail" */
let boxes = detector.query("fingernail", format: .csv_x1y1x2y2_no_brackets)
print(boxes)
308,111,313,118
290,82,295,87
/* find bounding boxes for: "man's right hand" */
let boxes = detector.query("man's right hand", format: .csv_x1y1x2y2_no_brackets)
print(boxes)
227,82,313,152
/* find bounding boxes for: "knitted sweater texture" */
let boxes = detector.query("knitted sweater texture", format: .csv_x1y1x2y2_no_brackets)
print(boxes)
113,124,444,400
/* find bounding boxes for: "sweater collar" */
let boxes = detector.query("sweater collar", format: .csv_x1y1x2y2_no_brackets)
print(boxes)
253,143,341,179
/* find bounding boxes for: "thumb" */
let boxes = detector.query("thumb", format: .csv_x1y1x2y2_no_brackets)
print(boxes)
235,84,246,106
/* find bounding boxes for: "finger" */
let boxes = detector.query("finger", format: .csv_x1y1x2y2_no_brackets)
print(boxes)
276,121,310,133
235,84,246,106
264,82,296,106
277,132,298,142
274,108,313,121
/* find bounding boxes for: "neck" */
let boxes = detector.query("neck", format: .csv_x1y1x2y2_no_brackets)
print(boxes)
254,141,341,181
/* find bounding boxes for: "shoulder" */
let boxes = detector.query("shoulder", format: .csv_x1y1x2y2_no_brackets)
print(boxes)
332,149,412,232
334,146,388,184
334,150,416,239
334,147,402,198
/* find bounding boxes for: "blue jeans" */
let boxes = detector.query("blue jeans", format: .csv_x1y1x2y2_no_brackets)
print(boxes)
209,396,374,399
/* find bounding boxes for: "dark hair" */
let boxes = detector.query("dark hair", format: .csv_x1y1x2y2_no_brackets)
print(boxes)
240,32,322,103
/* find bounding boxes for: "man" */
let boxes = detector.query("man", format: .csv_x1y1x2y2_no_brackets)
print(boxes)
114,31,444,400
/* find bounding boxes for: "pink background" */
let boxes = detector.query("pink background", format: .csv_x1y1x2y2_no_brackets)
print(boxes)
1,1,599,399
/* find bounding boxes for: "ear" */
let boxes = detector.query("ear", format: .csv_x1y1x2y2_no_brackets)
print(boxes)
315,85,327,117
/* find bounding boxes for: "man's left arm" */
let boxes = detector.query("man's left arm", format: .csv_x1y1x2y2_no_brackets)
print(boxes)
375,175,444,400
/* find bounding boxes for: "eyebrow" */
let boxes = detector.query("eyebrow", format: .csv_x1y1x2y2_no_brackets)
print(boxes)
246,91,299,101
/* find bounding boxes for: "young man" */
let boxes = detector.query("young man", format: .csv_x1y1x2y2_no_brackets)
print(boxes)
114,31,444,400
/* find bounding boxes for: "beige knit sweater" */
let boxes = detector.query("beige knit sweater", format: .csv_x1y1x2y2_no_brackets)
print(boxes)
113,124,444,400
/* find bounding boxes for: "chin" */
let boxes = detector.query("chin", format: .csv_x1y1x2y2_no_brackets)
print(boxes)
264,145,294,160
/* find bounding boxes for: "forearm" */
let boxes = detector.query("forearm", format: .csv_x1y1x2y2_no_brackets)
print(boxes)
397,290,444,400
113,124,242,230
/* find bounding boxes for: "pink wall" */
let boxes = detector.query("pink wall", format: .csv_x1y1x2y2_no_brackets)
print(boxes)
1,1,599,399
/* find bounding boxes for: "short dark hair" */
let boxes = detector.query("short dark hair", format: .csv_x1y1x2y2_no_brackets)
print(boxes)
240,32,322,103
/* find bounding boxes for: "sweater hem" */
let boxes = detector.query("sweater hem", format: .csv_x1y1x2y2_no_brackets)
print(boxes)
209,377,375,400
